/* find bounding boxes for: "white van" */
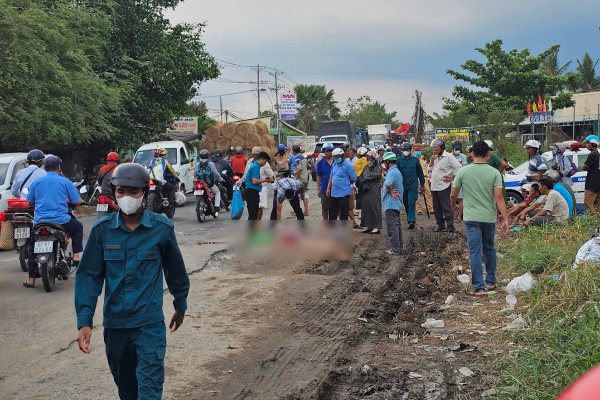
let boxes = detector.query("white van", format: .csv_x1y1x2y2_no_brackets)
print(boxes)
504,148,589,205
133,141,196,194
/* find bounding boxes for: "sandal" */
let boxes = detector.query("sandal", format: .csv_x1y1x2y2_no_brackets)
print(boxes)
472,290,486,297
485,284,497,290
22,281,35,288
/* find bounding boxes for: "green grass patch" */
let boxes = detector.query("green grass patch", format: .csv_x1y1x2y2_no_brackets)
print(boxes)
492,215,600,399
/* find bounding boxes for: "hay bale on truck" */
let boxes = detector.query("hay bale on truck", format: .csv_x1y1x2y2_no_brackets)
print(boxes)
221,122,237,139
216,137,231,151
204,126,220,142
255,121,269,136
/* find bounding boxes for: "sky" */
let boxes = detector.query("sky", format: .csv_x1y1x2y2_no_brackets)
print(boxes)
165,0,600,125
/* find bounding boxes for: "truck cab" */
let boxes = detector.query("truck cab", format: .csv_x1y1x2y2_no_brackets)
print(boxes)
0,153,29,211
133,141,196,194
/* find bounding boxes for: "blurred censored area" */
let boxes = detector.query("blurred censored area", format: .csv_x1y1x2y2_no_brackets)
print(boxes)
230,220,353,262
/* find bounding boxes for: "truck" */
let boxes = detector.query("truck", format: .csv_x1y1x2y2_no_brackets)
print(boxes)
366,124,391,148
286,135,317,150
319,121,356,147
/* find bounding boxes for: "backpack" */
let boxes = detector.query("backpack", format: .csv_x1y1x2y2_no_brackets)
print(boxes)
150,159,166,183
196,161,215,186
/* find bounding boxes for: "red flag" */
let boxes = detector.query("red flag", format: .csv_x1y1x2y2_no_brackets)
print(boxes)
538,94,543,110
526,101,531,115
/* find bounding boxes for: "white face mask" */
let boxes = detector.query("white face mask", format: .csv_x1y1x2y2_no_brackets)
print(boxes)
117,196,143,215
453,150,461,155
402,151,410,157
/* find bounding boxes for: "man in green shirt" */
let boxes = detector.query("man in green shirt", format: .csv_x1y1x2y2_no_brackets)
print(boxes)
451,141,509,297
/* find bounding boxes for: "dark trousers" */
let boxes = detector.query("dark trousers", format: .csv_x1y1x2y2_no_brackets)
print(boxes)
432,186,454,229
162,181,176,203
329,195,350,220
28,216,84,278
246,188,260,220
270,192,305,220
403,188,418,223
104,321,166,400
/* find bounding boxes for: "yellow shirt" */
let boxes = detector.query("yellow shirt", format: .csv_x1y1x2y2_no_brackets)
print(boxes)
354,157,367,177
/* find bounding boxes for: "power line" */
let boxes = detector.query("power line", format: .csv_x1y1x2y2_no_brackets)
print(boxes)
194,89,256,99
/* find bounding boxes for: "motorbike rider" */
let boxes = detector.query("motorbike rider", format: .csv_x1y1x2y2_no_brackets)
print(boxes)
148,148,179,206
98,152,119,197
11,149,47,199
195,149,223,210
230,147,247,176
212,149,234,201
75,163,189,400
23,156,84,288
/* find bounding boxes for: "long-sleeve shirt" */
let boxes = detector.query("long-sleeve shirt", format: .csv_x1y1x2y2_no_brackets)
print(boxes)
273,178,303,203
74,210,190,329
195,160,223,183
11,165,46,199
397,155,425,190
429,150,462,191
329,160,357,197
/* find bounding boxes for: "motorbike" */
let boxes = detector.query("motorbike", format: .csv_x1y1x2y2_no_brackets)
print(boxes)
147,178,176,218
218,171,234,212
97,194,118,218
194,179,219,223
32,207,78,292
5,198,34,272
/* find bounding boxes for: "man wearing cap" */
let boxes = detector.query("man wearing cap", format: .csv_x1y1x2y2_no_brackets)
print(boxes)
524,140,547,182
414,144,433,216
242,146,275,220
397,142,425,229
484,140,508,173
429,139,462,232
381,152,404,255
354,147,369,222
543,169,574,217
326,148,357,220
316,143,335,220
582,135,600,215
23,156,84,288
274,144,291,177
524,177,569,227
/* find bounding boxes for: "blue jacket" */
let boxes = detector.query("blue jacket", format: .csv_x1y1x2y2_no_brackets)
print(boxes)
397,155,425,190
75,210,190,329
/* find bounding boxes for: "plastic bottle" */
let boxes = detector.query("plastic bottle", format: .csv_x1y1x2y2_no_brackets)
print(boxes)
505,294,517,306
457,274,470,284
421,318,445,328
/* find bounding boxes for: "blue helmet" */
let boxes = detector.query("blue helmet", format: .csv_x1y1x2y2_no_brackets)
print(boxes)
322,142,334,150
586,135,600,145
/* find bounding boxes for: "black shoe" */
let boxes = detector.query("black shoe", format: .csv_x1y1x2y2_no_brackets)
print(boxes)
408,222,415,229
444,226,455,233
434,226,444,232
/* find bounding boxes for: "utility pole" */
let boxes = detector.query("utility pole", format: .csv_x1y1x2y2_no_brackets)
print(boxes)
225,110,229,123
255,65,263,117
219,96,223,123
414,90,423,143
269,70,284,144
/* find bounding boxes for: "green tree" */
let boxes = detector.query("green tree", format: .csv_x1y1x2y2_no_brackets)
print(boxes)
539,48,572,77
572,52,600,93
340,95,397,129
293,84,340,134
445,39,570,114
181,101,216,135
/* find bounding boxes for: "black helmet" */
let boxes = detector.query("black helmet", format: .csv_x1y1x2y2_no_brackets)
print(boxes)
400,142,412,151
213,149,223,158
110,163,150,188
199,149,210,159
431,138,445,149
43,155,62,170
27,149,45,164
452,140,462,150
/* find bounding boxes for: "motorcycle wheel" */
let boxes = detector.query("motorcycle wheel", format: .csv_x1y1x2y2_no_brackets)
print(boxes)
40,257,56,292
147,193,158,213
19,244,29,272
165,203,176,219
196,197,206,223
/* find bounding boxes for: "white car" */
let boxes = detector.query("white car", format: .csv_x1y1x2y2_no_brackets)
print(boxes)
133,140,196,194
0,153,29,212
504,148,589,205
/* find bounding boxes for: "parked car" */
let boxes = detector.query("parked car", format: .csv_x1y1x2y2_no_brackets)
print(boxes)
0,153,29,211
132,140,196,194
504,148,589,205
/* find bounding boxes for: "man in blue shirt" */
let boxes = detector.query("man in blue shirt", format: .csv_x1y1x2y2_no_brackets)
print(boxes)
396,142,425,229
23,156,83,288
382,152,404,255
11,149,46,199
75,163,190,400
316,143,335,220
326,148,357,220
542,169,574,217
245,151,273,221
524,139,547,182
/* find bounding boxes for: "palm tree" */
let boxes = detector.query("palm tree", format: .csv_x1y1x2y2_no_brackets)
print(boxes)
575,53,600,92
293,84,340,134
539,49,572,77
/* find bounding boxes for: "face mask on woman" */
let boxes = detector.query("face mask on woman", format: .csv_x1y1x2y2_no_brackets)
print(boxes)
334,158,342,165
415,151,421,156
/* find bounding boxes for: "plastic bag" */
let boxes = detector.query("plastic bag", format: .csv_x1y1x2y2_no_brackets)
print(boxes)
174,190,186,206
573,237,600,268
506,272,537,295
231,186,244,220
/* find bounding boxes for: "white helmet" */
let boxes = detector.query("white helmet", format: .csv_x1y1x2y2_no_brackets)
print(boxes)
332,148,344,157
357,146,368,156
484,140,494,150
524,140,541,149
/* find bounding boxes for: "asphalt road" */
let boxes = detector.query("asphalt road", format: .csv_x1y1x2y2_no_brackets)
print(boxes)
0,196,232,397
